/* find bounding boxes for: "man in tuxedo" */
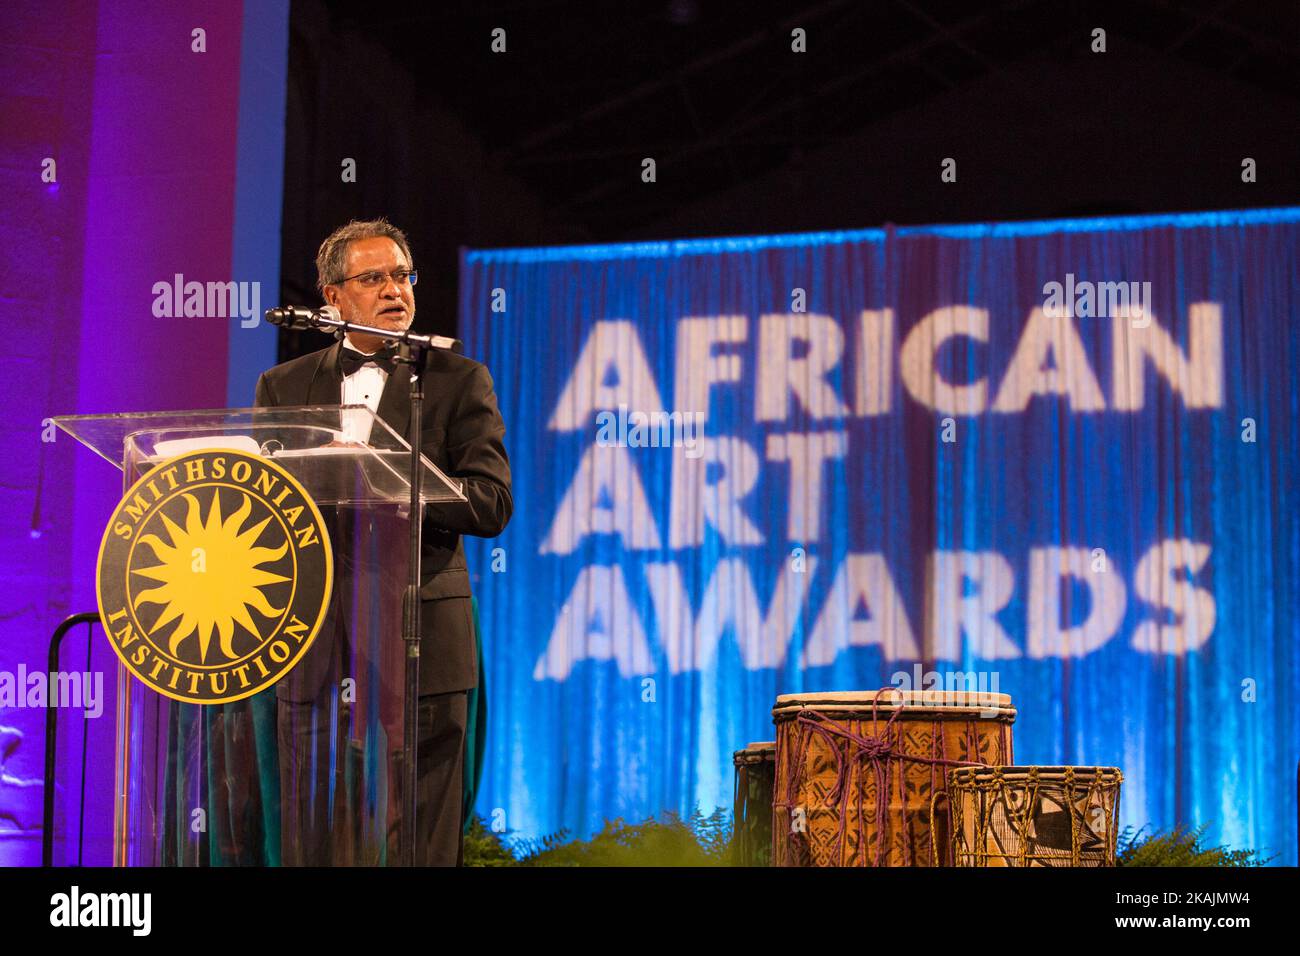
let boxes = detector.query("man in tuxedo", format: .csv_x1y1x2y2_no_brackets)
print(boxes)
254,218,511,865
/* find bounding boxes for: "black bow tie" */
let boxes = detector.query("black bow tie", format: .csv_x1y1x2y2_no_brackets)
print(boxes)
340,346,397,376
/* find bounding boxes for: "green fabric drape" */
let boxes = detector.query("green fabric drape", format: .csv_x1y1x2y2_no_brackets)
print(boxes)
163,599,487,862
162,691,280,866
463,596,487,830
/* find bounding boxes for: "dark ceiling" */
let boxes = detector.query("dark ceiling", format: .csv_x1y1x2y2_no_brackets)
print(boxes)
318,0,1298,237
278,0,1298,352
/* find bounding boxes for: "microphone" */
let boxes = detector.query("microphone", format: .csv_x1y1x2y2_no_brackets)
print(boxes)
264,305,327,330
263,304,462,351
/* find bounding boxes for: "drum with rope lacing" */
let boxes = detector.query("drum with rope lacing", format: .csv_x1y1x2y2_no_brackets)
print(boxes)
771,689,1016,867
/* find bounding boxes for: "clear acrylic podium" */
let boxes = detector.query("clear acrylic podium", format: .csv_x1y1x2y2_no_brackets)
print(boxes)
53,405,466,866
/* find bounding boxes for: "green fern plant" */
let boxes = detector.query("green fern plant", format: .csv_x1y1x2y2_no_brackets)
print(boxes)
462,812,525,867
472,812,1274,868
464,807,735,867
1116,824,1272,867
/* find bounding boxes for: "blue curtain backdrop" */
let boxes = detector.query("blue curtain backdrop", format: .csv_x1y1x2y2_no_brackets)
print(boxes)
460,207,1299,863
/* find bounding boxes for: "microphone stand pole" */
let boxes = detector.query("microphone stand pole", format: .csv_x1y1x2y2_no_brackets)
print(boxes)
266,306,459,867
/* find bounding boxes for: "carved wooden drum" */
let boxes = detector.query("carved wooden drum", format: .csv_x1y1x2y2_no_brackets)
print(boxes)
732,741,776,866
771,690,1016,867
943,765,1123,866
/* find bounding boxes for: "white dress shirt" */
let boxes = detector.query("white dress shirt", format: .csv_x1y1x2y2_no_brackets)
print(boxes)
340,335,389,444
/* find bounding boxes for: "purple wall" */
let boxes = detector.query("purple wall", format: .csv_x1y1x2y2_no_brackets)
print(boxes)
0,0,286,865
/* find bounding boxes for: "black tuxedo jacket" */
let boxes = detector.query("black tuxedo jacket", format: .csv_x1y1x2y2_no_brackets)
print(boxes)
254,340,512,696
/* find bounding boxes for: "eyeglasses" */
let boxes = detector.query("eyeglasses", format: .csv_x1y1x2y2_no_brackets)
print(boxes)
336,269,418,289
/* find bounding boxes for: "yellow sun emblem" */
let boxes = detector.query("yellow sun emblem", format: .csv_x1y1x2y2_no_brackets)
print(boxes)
97,449,333,705
133,490,290,664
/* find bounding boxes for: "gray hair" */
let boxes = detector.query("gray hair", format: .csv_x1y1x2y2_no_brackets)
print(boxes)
315,218,414,296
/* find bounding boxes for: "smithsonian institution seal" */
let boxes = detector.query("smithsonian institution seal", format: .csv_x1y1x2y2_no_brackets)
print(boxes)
96,448,333,705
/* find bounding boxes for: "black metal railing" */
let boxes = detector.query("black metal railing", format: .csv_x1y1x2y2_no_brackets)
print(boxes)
42,611,101,867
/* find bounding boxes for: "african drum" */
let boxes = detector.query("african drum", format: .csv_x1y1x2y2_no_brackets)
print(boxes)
732,741,776,866
943,765,1123,867
771,689,1016,867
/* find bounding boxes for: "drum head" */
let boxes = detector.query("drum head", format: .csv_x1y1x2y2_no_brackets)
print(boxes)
772,689,1015,719
949,765,1122,783
733,741,777,764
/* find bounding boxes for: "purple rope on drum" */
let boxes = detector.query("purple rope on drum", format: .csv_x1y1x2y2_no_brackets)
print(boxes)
774,689,995,867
